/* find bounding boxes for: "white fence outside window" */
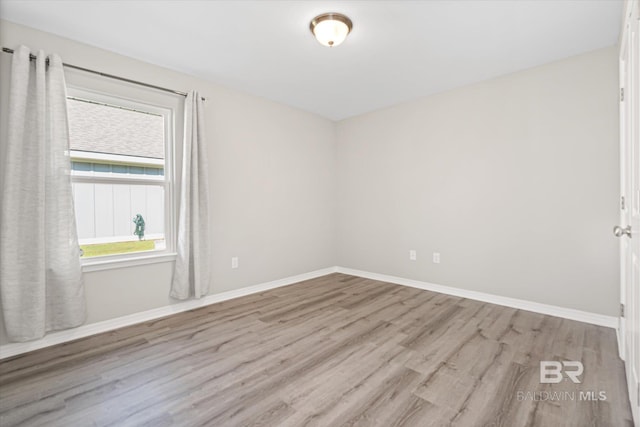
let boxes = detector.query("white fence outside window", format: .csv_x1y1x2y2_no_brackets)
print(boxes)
73,182,164,244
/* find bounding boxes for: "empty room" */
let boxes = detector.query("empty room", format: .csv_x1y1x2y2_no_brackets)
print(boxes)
0,1,638,426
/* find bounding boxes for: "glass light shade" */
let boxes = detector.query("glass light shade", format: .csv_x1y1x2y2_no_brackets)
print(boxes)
310,13,353,47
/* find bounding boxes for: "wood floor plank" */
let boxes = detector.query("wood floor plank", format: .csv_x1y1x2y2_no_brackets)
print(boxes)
0,273,633,426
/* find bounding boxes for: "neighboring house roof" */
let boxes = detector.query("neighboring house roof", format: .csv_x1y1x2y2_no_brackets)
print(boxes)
67,98,165,160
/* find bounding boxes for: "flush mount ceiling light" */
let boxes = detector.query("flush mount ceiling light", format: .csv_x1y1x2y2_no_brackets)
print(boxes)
310,13,353,47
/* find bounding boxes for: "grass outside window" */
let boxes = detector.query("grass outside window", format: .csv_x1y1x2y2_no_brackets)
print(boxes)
80,240,156,258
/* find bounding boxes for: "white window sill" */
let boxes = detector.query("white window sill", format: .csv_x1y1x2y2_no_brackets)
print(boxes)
81,252,177,273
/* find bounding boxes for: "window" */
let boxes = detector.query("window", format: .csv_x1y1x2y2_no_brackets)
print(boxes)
67,89,175,262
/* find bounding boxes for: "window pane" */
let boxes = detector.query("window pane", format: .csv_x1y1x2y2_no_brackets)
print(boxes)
73,182,165,258
112,165,128,174
67,95,169,258
72,161,92,171
129,166,145,175
145,167,162,176
93,163,111,173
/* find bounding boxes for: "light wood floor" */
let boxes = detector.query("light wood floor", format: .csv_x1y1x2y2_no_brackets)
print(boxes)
0,273,633,426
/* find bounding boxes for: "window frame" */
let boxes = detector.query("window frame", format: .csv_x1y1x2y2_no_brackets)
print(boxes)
66,86,178,271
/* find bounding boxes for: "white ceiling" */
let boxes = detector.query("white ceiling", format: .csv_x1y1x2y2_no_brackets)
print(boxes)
0,0,623,121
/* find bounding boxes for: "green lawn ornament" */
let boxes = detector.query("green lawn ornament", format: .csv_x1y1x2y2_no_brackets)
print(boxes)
133,214,145,240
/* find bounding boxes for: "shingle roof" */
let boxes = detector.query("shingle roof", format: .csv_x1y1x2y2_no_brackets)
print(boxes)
67,98,165,159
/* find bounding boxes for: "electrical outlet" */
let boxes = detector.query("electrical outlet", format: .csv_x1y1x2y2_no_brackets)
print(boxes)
432,252,440,264
409,250,417,261
231,257,239,269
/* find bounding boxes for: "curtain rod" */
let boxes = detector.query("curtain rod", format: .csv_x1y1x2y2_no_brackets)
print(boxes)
2,47,205,101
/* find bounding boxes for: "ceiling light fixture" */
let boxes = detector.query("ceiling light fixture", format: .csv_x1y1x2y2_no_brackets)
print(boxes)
310,13,353,47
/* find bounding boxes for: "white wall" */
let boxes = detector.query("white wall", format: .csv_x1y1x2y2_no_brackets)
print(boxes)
336,46,620,316
0,20,337,344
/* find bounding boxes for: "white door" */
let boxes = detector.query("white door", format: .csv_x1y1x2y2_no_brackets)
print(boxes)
619,0,640,423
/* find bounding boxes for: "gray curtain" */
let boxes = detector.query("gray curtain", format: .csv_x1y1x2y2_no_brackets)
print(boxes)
170,91,211,299
0,45,86,342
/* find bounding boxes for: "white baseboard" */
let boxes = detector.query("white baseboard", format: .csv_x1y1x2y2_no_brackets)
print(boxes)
0,266,338,360
336,267,619,330
1,265,619,360
616,325,624,360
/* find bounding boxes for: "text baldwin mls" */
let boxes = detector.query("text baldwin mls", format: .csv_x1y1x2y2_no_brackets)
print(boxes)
517,391,607,401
